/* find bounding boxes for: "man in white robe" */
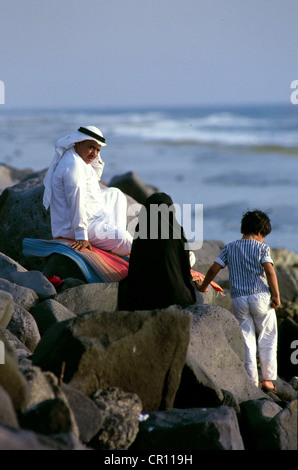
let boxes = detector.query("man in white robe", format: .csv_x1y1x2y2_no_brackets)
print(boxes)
43,126,133,256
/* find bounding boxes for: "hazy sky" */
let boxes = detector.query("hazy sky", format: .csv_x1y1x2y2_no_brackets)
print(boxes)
1,0,297,109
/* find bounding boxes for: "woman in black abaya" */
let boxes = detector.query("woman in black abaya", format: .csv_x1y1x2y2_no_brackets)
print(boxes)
118,192,196,310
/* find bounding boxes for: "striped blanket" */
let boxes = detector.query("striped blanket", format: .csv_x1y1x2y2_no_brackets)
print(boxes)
22,238,224,293
22,238,129,283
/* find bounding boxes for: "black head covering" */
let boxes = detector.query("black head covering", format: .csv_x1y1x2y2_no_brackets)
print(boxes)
118,192,196,310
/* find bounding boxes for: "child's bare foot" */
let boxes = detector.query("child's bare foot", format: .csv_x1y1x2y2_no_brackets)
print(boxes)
261,380,277,392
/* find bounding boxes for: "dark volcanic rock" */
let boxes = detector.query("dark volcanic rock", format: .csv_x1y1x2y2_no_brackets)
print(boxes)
31,307,192,412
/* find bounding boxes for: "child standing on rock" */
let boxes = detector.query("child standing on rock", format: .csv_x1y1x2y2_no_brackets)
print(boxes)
197,210,280,393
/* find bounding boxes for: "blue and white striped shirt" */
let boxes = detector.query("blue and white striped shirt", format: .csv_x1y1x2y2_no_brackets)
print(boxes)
214,239,273,299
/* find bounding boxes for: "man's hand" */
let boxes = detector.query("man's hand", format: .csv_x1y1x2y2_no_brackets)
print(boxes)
70,240,92,252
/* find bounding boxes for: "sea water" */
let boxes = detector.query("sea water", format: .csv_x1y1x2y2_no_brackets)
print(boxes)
0,104,297,253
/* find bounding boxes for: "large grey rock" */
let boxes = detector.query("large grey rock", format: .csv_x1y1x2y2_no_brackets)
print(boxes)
276,268,298,302
0,290,14,327
132,406,244,450
0,279,38,311
19,365,79,438
194,284,233,312
256,399,298,450
20,397,77,436
54,283,119,314
0,170,50,267
62,383,103,444
0,385,20,429
0,164,33,193
0,329,29,411
195,288,215,306
4,270,57,301
276,301,298,327
0,327,32,360
90,387,142,450
0,425,56,450
7,304,40,352
0,251,27,276
239,399,283,449
192,240,224,273
273,376,298,403
0,424,86,450
271,248,298,269
109,171,155,205
177,304,266,407
31,306,192,411
19,363,59,411
289,376,298,390
31,298,76,335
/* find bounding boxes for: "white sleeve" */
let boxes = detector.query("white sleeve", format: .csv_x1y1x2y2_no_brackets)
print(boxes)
261,244,274,265
63,165,89,240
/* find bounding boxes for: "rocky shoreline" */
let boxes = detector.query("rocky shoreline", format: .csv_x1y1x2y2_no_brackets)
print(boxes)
0,163,297,451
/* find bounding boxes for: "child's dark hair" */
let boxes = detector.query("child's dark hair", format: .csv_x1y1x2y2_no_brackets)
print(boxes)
241,210,272,237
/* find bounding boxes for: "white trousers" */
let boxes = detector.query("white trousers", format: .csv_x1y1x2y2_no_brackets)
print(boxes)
232,292,278,387
88,187,133,256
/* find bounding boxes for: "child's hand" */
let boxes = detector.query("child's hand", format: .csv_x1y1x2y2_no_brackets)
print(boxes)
271,296,280,309
199,286,209,292
193,262,222,293
195,279,209,292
